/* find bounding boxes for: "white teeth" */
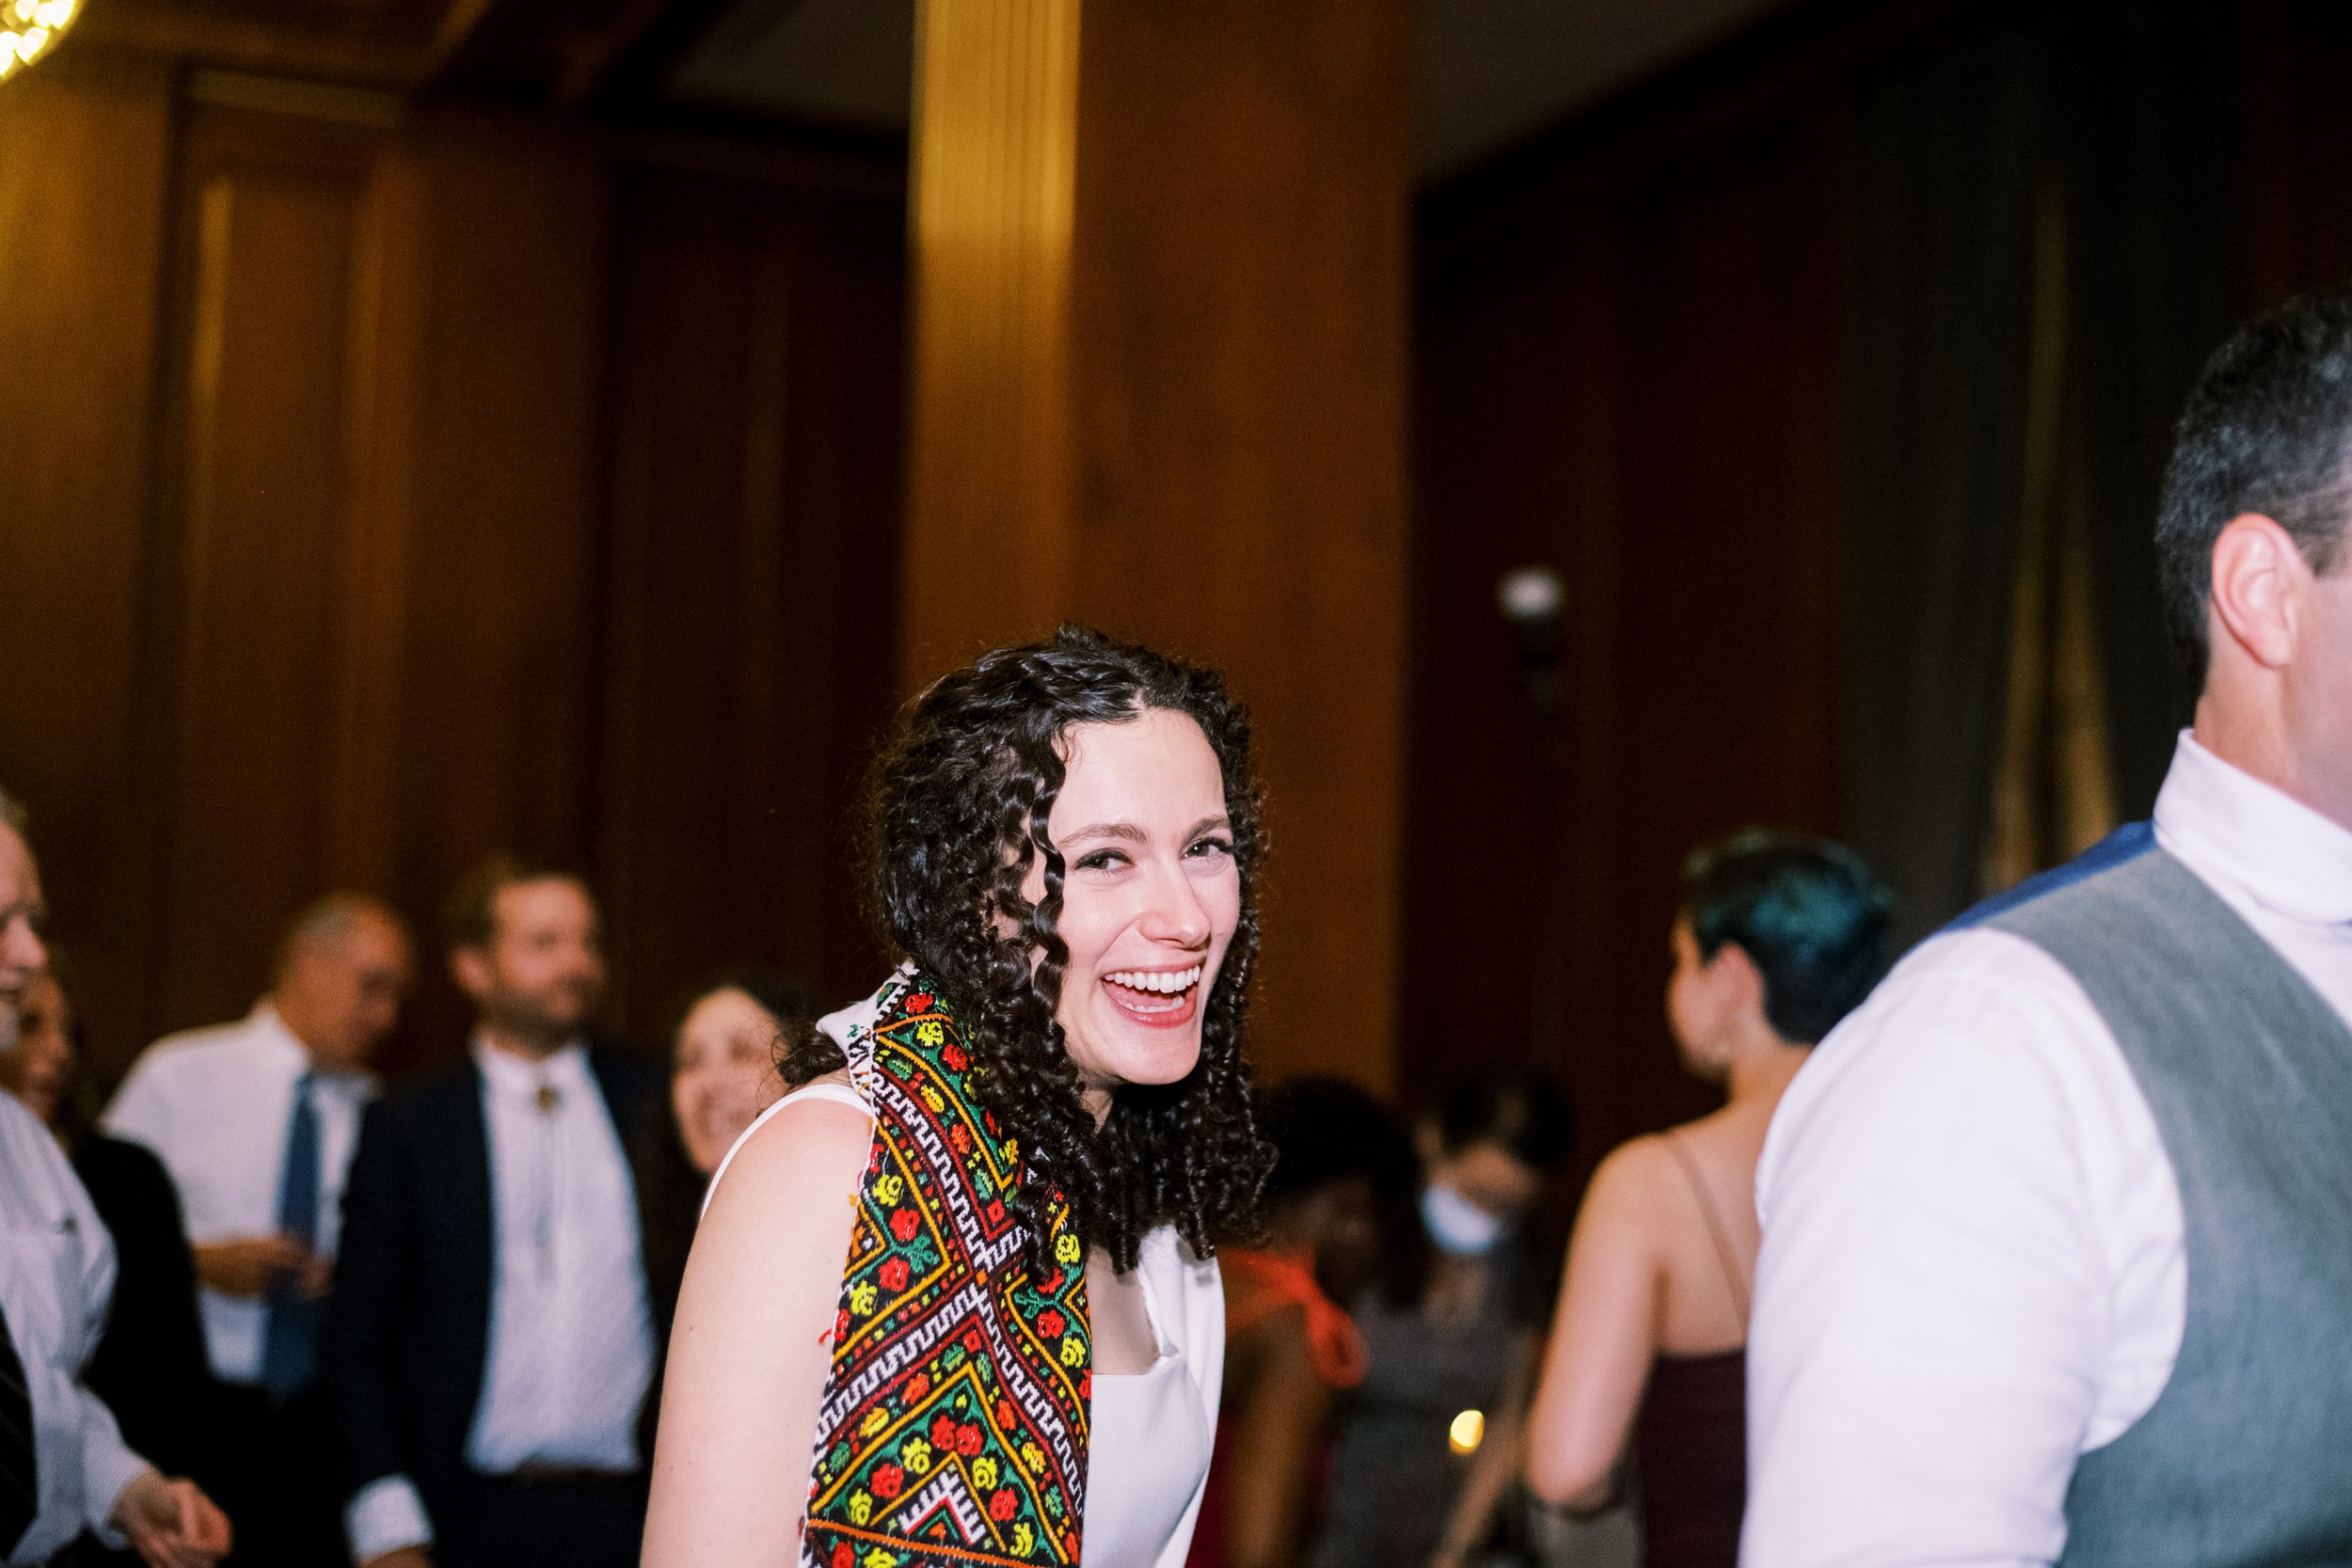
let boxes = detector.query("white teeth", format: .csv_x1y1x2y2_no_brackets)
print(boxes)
1105,965,1202,994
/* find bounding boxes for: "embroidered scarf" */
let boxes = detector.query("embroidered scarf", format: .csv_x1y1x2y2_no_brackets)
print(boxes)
803,972,1092,1568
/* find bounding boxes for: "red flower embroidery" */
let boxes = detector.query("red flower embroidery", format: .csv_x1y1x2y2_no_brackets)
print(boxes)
1036,1309,1065,1338
834,1310,851,1341
903,1371,930,1403
1065,1531,1081,1558
871,1464,904,1499
962,1329,985,1353
890,1209,920,1242
931,1416,958,1449
955,1423,984,1457
832,1544,852,1568
1079,1372,1091,1401
994,1399,1016,1429
878,1258,910,1291
941,1042,967,1070
984,1199,1006,1226
989,1489,1018,1521
1040,1268,1062,1292
948,1125,972,1153
908,992,933,1012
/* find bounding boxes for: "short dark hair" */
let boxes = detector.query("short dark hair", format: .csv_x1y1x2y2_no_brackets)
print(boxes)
1680,830,1892,1045
1433,1067,1572,1172
2156,286,2352,688
443,852,589,952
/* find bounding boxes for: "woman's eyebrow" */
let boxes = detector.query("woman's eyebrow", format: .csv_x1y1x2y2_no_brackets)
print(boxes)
1186,816,1232,839
1060,821,1148,847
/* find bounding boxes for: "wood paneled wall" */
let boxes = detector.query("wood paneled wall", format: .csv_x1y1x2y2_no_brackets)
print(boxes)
1408,36,1851,1162
900,0,1412,1091
0,58,909,1083
595,160,907,1039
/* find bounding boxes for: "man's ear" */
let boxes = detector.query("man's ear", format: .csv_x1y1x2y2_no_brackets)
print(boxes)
2209,512,2312,671
450,944,492,1002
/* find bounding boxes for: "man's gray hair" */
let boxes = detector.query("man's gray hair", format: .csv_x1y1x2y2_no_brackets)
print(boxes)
274,892,405,980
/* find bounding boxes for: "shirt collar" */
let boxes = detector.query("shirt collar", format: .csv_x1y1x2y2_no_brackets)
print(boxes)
471,1035,591,1098
252,1001,378,1088
2153,730,2352,927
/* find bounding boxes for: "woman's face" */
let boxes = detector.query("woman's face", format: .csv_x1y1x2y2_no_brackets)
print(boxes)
672,987,786,1175
2,970,74,1127
1024,707,1242,1117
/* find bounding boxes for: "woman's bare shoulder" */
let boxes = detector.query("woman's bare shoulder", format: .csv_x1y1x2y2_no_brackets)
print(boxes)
702,1077,873,1233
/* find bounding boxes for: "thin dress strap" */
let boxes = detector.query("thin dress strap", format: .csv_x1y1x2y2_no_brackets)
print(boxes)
702,1080,873,1217
1661,1131,1750,1329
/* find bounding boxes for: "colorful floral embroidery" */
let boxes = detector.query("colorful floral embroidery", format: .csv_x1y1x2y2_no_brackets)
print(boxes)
803,974,1091,1568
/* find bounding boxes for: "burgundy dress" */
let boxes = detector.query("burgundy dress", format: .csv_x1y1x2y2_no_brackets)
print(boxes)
1629,1132,1750,1568
1630,1349,1746,1568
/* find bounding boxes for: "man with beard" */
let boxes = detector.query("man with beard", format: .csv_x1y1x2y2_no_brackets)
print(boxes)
325,857,661,1568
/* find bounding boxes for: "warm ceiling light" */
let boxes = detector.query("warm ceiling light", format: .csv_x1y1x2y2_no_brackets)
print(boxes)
0,0,80,84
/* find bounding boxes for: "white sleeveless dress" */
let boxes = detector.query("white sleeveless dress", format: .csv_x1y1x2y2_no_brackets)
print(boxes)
708,981,1222,1568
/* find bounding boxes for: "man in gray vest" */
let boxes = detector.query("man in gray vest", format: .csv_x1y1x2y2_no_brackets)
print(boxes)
1743,288,2352,1567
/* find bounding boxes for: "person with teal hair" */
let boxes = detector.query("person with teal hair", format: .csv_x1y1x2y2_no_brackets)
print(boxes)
1523,831,1890,1568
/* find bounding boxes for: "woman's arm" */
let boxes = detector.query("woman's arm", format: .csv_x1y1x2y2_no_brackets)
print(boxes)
641,1096,873,1568
1221,1307,1341,1568
1523,1142,1666,1510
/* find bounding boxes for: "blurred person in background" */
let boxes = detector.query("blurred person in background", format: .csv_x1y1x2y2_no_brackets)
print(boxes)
106,895,412,1567
1313,1069,1569,1568
326,856,662,1568
0,789,231,1567
1,957,221,1560
633,970,818,1354
666,971,816,1178
1524,832,1889,1568
1190,1077,1422,1568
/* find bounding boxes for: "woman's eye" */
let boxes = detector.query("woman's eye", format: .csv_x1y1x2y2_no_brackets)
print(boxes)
1186,837,1234,859
1074,849,1128,872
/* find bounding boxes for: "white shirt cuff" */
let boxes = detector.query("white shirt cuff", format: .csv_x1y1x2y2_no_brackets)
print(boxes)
347,1474,435,1562
78,1390,151,1548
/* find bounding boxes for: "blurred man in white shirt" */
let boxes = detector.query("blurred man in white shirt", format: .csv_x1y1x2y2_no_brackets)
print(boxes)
106,895,410,1567
1746,293,2352,1567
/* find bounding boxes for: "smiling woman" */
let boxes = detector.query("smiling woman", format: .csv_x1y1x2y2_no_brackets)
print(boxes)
644,627,1273,1568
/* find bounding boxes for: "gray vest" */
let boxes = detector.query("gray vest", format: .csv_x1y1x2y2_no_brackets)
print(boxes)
1988,848,2352,1568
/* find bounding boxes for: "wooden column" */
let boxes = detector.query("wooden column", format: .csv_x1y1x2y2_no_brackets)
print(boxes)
903,0,1412,1089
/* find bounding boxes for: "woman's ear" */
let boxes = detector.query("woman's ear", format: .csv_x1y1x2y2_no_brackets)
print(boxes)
1710,941,1769,1026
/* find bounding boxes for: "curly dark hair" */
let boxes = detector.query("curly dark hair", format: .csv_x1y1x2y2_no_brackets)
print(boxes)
786,626,1272,1274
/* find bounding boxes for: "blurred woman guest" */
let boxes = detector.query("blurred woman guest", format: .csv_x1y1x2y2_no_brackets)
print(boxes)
636,970,818,1339
1525,832,1889,1568
670,971,815,1176
644,628,1272,1568
1190,1077,1422,1568
1313,1069,1568,1568
0,959,222,1547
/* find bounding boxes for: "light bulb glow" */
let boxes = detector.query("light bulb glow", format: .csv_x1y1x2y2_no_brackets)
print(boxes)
0,0,78,83
1448,1407,1486,1456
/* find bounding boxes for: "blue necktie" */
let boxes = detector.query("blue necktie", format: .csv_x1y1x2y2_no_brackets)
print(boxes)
261,1072,321,1399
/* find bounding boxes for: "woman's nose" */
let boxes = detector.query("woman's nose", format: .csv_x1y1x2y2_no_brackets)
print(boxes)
1137,862,1212,947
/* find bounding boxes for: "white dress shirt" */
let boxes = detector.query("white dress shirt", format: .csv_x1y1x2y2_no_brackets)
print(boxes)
1745,733,2352,1567
101,1003,376,1386
0,1092,151,1564
346,1039,654,1563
